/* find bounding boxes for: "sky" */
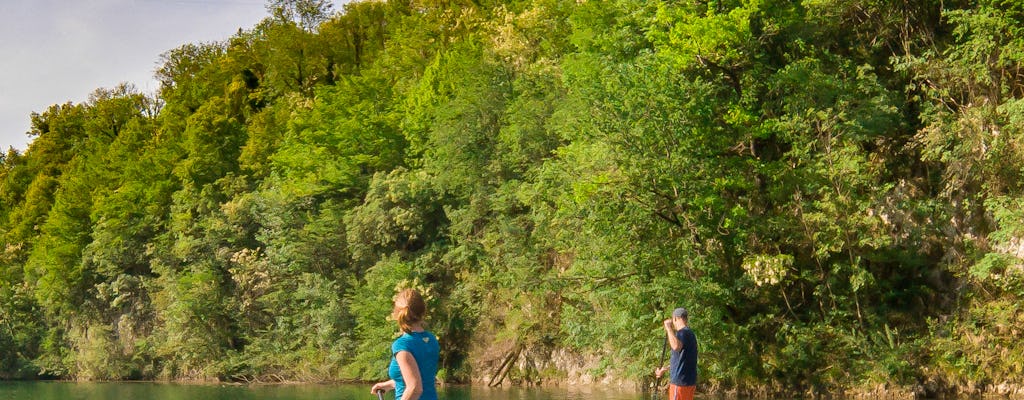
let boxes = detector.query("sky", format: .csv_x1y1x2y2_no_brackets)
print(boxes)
0,0,345,152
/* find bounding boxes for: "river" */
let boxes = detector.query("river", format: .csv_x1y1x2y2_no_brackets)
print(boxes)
0,382,648,400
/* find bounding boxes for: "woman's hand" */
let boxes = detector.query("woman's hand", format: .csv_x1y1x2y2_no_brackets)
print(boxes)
371,380,395,395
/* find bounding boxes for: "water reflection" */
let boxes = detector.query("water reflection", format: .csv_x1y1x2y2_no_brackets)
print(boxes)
455,385,642,400
0,382,646,400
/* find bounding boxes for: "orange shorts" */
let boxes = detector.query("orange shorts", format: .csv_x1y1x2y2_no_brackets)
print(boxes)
668,384,695,400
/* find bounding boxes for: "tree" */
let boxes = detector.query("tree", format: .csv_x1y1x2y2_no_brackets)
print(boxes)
267,0,334,32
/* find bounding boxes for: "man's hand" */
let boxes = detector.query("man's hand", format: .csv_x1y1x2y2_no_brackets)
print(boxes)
655,366,668,378
663,318,674,331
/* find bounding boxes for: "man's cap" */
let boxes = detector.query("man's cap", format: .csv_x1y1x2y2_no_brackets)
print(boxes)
672,307,688,319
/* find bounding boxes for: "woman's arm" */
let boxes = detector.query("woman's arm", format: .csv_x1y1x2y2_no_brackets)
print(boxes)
396,351,423,400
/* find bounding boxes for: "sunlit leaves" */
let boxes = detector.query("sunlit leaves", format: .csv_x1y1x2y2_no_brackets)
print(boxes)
1,0,1023,392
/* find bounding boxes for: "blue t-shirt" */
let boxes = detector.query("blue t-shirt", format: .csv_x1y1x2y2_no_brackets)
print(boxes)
389,331,440,400
668,327,698,386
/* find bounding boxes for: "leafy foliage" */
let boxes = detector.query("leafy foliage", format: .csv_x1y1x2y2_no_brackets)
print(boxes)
1,0,1023,396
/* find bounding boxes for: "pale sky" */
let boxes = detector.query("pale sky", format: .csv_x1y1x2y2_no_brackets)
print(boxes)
0,0,346,152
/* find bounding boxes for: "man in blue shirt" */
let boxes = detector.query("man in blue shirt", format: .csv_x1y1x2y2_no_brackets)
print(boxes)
655,307,698,400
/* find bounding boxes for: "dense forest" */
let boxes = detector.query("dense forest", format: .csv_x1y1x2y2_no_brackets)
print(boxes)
1,0,1022,396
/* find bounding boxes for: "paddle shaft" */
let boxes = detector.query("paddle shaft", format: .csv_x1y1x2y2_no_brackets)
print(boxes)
659,334,668,369
656,334,669,387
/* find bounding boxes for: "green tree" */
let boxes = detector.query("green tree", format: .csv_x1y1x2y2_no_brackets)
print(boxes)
897,0,1024,388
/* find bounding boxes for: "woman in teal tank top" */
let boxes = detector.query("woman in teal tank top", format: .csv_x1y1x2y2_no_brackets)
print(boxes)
371,289,440,400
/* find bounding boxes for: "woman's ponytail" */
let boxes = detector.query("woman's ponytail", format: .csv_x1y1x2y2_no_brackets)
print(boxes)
394,289,426,332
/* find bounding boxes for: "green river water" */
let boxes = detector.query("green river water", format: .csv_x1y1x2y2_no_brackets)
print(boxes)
0,382,647,400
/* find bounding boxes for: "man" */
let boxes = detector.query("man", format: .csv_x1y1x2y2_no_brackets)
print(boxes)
655,307,698,400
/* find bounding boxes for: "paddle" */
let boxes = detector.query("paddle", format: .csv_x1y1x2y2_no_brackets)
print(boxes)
376,389,385,400
653,334,668,398
659,335,668,372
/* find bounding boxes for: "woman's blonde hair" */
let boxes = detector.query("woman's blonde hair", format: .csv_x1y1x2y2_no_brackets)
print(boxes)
393,289,426,333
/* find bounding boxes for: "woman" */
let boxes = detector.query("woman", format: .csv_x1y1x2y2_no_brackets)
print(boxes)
371,289,440,400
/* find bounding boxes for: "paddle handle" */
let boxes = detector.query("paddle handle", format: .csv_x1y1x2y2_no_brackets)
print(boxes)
376,390,385,400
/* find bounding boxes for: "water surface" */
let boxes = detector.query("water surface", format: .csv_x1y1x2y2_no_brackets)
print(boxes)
0,381,647,400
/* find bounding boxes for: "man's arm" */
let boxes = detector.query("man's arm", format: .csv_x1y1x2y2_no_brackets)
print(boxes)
664,319,681,351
